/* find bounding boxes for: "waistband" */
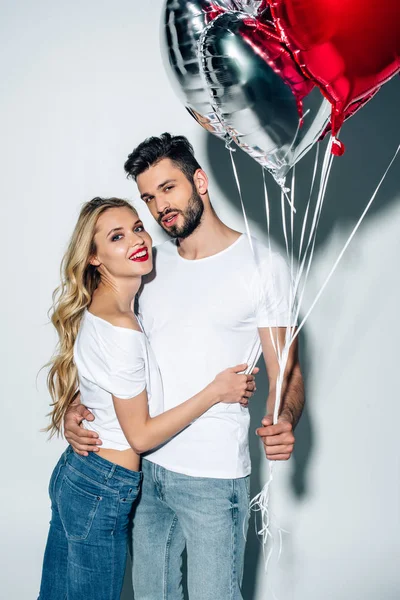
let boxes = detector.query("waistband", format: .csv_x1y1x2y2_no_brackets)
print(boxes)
63,446,142,485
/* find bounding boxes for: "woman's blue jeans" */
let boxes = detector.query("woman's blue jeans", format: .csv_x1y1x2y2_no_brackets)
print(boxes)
38,446,142,600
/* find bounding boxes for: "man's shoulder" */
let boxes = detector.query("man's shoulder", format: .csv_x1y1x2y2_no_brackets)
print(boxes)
243,235,287,267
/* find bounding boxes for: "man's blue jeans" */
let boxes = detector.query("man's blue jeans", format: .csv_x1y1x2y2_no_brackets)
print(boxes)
132,459,250,600
38,446,142,600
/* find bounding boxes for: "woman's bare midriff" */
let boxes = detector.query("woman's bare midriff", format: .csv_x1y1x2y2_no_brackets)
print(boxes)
97,447,140,472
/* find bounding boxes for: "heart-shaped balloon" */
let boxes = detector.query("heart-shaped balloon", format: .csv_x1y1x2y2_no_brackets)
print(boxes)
222,0,267,15
268,0,400,140
199,12,330,185
161,0,232,139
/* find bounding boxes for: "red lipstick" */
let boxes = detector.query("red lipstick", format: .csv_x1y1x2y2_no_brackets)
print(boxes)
129,247,149,262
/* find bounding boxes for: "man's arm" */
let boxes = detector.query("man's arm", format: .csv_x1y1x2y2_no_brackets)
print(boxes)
64,395,102,456
256,327,305,460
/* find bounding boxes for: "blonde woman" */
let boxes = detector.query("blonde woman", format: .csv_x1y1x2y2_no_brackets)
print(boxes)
38,197,257,600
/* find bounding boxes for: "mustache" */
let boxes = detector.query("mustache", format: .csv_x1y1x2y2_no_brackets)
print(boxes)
158,208,182,226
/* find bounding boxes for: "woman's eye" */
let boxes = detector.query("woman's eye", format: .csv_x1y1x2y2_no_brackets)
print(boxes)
111,234,123,242
165,186,174,192
134,225,144,233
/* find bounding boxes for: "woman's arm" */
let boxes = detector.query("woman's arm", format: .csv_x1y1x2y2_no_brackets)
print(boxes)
113,364,256,454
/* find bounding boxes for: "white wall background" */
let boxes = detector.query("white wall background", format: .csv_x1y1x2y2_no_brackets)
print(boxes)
1,1,399,599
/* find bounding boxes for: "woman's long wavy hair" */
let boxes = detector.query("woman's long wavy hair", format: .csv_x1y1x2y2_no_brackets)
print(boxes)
45,196,138,437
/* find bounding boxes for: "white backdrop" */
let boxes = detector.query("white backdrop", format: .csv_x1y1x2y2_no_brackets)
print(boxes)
1,1,399,599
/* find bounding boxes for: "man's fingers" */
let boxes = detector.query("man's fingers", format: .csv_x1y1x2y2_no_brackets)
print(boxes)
257,422,292,437
65,430,100,444
245,381,256,392
265,452,291,461
264,442,294,454
66,432,101,447
230,363,248,373
258,432,295,446
74,449,89,457
68,427,99,439
69,441,100,453
82,410,95,421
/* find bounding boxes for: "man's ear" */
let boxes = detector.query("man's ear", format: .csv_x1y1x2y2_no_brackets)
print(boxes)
89,256,101,267
193,169,209,196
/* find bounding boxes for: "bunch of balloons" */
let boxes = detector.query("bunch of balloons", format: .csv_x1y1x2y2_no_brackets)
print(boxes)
161,0,400,186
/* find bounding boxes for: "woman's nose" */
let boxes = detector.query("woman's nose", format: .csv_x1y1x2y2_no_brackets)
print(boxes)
129,230,145,245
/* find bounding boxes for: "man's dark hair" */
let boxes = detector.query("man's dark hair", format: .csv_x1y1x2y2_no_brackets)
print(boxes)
124,133,202,182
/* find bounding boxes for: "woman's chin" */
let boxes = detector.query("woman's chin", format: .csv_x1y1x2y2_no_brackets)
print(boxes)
131,259,153,277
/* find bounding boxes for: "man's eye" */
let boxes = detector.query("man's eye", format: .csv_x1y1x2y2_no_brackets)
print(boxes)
111,234,123,242
143,197,153,204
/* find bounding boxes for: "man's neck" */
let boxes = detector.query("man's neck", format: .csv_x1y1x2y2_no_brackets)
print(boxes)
177,207,242,261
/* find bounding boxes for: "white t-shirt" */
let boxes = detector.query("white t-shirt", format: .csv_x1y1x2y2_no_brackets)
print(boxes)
74,311,163,451
138,234,294,478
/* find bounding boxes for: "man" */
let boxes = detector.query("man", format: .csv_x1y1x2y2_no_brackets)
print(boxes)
65,133,304,599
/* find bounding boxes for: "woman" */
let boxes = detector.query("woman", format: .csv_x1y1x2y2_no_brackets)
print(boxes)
38,197,257,600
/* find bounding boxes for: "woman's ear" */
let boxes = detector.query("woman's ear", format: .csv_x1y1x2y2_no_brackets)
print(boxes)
89,256,101,267
193,169,209,196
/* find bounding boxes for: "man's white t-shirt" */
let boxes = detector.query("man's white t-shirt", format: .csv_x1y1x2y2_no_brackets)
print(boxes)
138,234,294,479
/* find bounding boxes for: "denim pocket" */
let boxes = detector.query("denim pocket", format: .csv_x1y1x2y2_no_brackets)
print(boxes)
58,475,102,541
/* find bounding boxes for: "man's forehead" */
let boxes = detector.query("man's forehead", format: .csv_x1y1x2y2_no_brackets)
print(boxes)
137,158,182,190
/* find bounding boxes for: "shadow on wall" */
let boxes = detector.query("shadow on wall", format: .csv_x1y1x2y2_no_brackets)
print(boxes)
121,76,399,600
206,77,400,256
205,76,399,599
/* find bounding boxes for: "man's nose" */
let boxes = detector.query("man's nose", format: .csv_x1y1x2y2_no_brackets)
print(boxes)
154,194,170,215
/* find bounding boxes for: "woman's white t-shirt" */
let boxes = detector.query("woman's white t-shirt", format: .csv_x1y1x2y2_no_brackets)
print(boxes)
73,310,163,451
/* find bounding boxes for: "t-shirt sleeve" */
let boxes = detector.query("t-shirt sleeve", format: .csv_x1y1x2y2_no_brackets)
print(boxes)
80,323,147,400
253,252,297,328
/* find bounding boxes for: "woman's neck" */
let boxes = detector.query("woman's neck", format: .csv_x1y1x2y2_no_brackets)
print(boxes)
91,276,141,314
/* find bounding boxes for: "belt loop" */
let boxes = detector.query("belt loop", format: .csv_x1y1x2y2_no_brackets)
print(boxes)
105,464,116,481
63,446,71,464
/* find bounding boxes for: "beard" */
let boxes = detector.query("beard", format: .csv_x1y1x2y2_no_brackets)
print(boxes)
158,187,204,239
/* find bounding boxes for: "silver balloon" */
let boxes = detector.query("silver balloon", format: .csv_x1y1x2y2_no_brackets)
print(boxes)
161,0,234,138
222,0,266,15
199,12,331,185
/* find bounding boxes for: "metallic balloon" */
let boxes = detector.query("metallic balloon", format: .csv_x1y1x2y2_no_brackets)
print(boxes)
222,0,267,15
199,12,331,185
269,0,400,144
161,0,233,138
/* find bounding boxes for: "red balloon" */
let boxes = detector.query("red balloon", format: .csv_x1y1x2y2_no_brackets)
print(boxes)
268,0,400,143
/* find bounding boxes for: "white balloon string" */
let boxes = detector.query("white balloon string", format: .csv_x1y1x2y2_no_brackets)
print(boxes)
291,139,335,328
262,168,279,359
281,110,309,163
230,149,289,577
298,143,320,264
292,142,400,343
290,166,295,285
280,188,290,263
229,147,255,256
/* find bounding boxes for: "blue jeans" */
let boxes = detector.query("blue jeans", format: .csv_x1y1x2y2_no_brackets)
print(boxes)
132,459,250,600
38,446,142,600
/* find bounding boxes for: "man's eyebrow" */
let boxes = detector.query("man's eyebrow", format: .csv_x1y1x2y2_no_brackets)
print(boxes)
141,179,177,200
